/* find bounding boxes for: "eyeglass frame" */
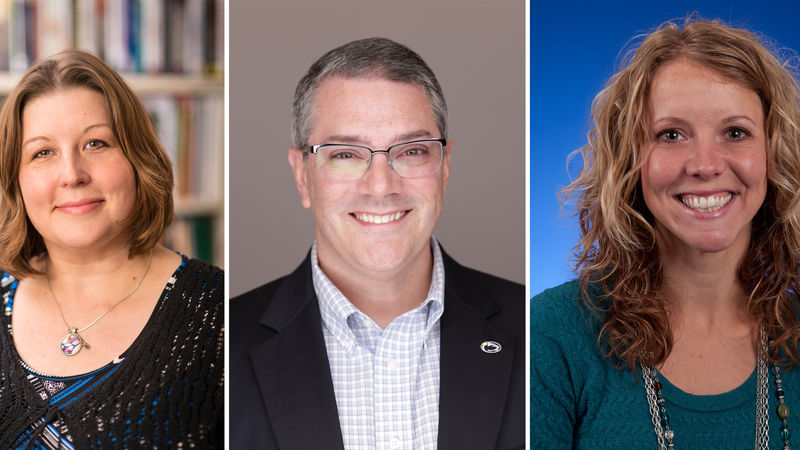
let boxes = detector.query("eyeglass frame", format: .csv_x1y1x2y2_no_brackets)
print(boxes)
303,138,448,178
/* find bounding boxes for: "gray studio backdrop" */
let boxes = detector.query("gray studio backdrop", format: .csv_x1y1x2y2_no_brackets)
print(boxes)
230,0,525,296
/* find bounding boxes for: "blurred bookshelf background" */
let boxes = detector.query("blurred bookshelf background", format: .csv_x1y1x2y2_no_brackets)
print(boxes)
0,0,224,266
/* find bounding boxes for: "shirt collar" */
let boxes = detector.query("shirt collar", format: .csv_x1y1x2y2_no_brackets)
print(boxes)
312,237,446,352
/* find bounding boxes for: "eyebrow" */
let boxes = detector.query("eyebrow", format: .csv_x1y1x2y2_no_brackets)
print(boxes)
651,115,759,128
721,115,759,126
322,129,436,146
650,117,690,128
22,123,113,148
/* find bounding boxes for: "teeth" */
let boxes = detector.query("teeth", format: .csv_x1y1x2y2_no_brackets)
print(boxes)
354,211,407,224
680,193,732,212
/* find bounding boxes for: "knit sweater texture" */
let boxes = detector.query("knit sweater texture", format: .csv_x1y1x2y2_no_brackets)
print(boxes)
531,280,800,449
0,256,224,448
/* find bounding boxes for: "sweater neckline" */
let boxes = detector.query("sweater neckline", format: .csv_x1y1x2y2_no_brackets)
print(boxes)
3,254,188,380
658,365,757,412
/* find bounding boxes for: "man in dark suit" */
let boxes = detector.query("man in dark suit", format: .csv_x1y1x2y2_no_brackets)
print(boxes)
230,37,523,449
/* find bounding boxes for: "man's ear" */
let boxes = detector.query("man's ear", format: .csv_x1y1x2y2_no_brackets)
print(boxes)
288,147,312,208
441,140,452,197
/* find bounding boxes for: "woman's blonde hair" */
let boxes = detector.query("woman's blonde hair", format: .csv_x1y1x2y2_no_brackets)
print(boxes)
564,17,800,369
0,50,174,278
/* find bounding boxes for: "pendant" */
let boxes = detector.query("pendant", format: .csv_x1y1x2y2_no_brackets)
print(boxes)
60,328,86,356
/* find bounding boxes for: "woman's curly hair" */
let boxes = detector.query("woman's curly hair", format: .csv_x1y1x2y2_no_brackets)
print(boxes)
563,17,800,370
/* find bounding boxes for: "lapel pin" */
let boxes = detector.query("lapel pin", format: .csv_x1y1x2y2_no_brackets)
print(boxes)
480,340,502,354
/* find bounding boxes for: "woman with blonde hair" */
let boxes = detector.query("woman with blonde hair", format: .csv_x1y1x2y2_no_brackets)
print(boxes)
0,50,223,448
532,18,800,449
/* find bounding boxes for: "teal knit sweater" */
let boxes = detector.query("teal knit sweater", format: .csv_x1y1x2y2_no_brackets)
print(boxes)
531,280,800,449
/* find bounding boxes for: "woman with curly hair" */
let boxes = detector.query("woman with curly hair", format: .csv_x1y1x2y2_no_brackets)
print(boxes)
532,18,800,449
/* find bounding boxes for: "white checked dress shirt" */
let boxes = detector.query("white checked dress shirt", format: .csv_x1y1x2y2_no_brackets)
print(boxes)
312,238,445,450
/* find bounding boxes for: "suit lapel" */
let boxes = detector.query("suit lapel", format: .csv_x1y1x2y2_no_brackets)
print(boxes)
247,256,345,450
438,252,516,449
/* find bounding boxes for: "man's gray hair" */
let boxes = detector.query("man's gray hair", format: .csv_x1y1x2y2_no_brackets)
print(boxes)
292,37,448,148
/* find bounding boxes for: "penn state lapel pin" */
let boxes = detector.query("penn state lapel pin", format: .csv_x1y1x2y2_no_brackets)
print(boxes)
480,340,502,354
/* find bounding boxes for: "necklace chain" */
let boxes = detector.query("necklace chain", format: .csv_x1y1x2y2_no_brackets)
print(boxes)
643,365,668,449
755,329,770,449
47,250,153,355
643,327,775,450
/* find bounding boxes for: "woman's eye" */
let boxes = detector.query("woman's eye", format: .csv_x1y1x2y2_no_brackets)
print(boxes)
32,149,54,159
725,128,749,141
657,129,683,142
84,139,108,150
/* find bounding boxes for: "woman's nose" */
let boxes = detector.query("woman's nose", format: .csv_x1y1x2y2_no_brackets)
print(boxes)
686,138,725,178
59,151,90,186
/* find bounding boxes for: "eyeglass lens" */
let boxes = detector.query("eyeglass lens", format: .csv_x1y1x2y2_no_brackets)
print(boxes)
316,140,444,179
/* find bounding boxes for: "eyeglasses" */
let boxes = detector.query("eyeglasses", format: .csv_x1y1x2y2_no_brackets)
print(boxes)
305,138,446,180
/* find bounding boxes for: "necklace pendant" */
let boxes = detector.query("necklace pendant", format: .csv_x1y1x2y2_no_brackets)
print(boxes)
60,329,84,356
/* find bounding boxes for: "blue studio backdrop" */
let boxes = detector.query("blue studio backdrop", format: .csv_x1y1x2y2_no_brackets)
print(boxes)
531,0,800,295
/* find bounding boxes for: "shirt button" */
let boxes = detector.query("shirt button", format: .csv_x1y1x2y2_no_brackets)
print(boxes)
389,437,401,449
386,359,398,370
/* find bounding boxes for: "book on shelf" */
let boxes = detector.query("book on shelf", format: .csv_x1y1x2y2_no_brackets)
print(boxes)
0,2,7,71
1,0,222,75
74,0,103,58
7,0,30,71
141,94,222,205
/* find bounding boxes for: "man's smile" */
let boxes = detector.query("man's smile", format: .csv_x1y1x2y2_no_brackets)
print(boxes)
351,210,410,224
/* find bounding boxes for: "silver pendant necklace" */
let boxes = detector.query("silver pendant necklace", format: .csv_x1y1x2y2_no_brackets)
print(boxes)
642,329,777,450
47,250,153,356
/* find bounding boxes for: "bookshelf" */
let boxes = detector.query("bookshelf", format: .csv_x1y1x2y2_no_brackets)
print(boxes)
0,73,223,95
0,0,224,267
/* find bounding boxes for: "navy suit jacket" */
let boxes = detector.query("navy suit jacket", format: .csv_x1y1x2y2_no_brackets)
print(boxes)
230,248,524,449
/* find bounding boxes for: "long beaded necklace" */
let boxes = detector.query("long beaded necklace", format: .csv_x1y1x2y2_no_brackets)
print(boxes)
46,250,153,356
642,330,791,449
